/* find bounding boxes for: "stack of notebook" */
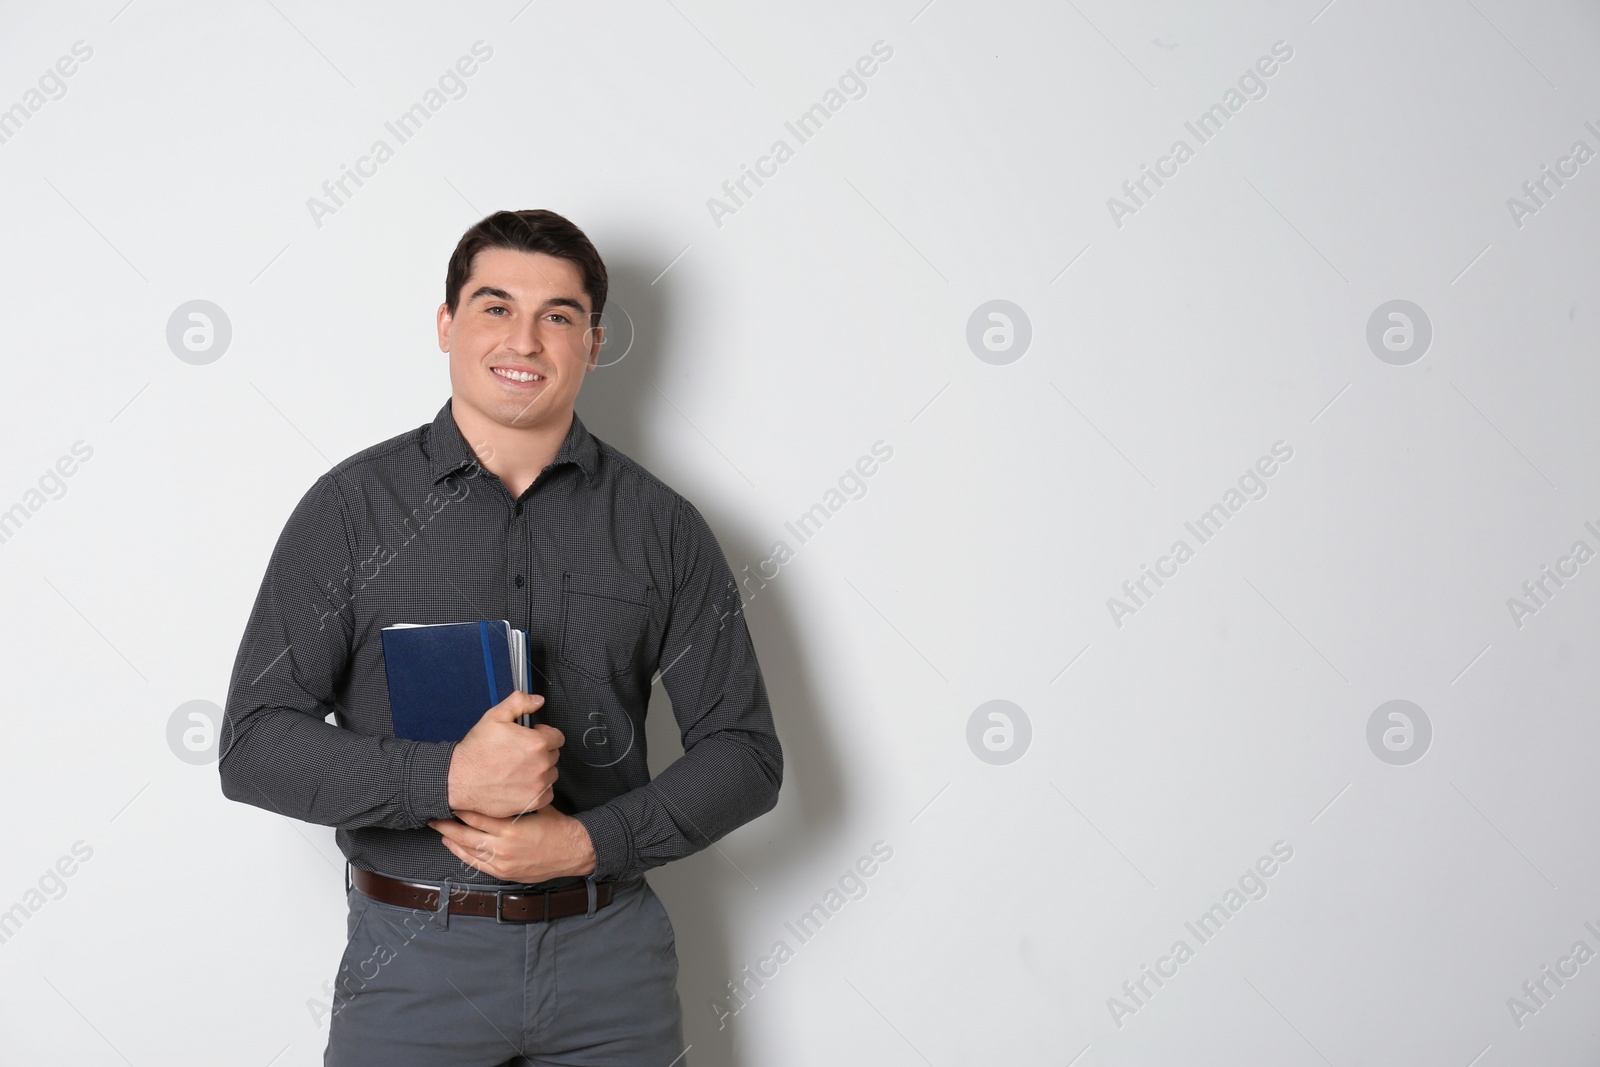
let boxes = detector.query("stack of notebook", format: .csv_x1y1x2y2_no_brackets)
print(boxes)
380,620,535,742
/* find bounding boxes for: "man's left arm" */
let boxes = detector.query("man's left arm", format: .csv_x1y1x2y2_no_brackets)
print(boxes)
572,497,784,882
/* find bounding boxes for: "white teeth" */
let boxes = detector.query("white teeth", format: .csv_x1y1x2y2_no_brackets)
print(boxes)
494,368,543,382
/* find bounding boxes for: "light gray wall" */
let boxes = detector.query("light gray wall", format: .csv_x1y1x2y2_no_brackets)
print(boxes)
2,0,1597,1063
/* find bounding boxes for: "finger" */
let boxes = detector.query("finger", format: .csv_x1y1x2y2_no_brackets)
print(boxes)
453,809,509,833
532,723,565,748
441,836,497,877
484,691,545,723
432,818,493,852
443,830,498,867
510,784,554,819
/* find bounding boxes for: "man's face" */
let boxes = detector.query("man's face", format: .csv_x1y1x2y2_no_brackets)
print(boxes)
436,247,603,432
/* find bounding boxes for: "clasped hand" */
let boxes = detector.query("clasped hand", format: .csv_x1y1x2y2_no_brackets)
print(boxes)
434,691,596,882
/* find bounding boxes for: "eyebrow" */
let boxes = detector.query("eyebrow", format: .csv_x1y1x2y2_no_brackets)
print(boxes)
467,286,588,315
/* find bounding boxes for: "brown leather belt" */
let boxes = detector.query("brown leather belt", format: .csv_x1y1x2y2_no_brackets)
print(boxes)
351,866,630,923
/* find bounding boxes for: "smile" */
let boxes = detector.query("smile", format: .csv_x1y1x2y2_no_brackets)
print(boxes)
492,367,545,383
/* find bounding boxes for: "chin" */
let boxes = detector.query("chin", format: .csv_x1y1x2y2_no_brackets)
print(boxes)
502,397,554,425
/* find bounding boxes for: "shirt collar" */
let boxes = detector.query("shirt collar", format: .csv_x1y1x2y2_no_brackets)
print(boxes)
426,398,600,486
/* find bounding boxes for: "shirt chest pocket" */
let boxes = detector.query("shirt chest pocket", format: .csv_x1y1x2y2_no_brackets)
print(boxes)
559,571,655,681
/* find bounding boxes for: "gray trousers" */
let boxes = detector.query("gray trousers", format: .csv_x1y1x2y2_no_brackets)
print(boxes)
325,875,686,1066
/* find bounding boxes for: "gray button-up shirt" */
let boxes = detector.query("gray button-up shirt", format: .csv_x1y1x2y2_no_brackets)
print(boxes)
219,399,782,887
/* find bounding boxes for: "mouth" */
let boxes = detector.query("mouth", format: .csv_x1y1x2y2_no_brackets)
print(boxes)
491,366,547,387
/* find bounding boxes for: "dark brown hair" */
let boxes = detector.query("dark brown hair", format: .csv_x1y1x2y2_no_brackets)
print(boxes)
444,209,608,326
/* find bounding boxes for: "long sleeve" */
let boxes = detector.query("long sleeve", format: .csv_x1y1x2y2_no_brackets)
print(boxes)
218,473,458,830
574,498,784,881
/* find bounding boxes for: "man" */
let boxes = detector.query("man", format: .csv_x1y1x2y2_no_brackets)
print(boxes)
219,209,783,1066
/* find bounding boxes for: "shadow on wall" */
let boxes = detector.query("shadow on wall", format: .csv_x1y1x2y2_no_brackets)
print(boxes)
576,253,845,1067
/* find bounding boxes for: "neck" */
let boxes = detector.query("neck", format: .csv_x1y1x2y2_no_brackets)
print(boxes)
451,398,573,499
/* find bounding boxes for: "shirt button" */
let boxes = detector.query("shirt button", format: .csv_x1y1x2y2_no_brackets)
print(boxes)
515,575,524,587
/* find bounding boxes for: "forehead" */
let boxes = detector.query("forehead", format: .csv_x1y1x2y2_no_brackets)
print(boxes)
465,247,587,305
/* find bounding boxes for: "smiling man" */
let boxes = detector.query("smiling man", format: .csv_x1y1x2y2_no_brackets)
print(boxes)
219,209,783,1066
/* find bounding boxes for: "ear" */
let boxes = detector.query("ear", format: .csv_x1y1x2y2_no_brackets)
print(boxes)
585,321,605,372
436,303,453,353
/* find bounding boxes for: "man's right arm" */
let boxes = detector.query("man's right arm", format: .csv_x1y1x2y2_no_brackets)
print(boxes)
218,474,457,830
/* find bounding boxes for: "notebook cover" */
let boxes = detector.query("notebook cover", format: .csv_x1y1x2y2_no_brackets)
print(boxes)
380,620,515,743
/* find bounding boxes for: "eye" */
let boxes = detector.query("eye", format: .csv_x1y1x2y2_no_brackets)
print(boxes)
485,305,508,316
547,312,571,324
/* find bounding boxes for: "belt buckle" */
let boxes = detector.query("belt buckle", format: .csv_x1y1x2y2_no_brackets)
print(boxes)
496,888,553,924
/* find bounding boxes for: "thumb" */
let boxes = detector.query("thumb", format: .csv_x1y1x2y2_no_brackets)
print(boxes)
483,691,544,723
453,808,500,832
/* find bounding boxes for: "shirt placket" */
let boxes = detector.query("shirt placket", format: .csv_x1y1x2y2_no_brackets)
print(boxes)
508,491,532,637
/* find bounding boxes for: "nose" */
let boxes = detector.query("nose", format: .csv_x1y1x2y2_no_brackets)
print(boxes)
509,313,543,356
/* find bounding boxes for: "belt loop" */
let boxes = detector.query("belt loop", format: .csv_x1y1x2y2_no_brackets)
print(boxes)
434,879,452,930
584,873,598,918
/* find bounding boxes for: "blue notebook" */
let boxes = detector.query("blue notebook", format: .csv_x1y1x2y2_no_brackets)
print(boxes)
380,620,533,743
